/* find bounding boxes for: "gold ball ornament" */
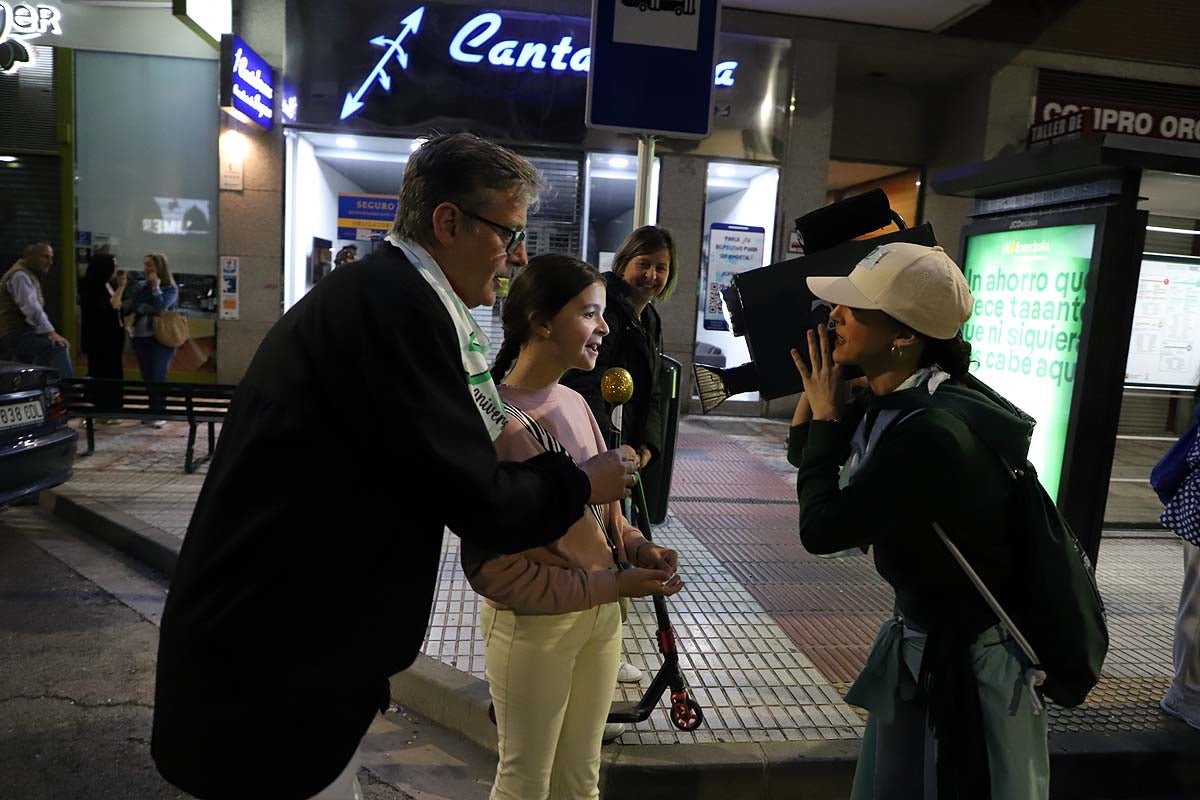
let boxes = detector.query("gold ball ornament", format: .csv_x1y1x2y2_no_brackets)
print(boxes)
601,367,634,405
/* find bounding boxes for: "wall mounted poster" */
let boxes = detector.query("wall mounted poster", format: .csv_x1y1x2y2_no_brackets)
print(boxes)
704,223,765,331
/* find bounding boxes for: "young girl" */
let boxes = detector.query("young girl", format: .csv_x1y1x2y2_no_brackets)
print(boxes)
461,254,684,800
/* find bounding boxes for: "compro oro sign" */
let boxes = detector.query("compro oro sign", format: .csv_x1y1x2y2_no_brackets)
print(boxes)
0,2,63,73
220,34,274,130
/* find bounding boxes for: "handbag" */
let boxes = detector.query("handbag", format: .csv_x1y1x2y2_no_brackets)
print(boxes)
1151,418,1200,504
153,309,190,348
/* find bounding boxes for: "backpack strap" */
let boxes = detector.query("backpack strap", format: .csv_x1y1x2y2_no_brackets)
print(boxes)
504,402,620,565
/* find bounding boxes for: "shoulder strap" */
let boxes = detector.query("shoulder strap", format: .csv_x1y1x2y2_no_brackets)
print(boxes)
504,402,617,561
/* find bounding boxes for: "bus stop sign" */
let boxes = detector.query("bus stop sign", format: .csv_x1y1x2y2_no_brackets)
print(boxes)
586,0,721,139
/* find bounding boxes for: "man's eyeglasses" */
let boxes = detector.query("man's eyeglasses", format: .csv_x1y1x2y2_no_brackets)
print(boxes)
458,207,527,255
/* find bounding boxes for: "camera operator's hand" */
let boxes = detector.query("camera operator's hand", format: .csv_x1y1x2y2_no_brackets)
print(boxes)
582,446,638,504
793,324,842,421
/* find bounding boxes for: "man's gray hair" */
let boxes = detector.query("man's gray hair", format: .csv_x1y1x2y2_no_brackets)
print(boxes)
23,242,52,257
390,133,541,244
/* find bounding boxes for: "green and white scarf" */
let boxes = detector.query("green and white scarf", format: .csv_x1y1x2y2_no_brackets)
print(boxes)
389,235,507,441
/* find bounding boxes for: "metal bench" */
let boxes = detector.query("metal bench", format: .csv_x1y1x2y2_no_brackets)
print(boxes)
60,378,236,473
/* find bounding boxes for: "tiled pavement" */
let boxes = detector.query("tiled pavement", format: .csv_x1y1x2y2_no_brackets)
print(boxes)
53,414,1193,747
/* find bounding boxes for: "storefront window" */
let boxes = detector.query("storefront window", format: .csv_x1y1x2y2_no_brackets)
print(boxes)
75,51,220,376
284,131,588,352
582,152,660,271
695,162,780,400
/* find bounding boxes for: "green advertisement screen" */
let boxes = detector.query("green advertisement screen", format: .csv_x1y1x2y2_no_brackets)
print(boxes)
961,224,1097,499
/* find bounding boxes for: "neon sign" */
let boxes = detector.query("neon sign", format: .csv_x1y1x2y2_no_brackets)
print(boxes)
220,34,274,130
339,4,739,121
0,2,63,74
281,78,299,124
341,7,424,119
449,12,590,71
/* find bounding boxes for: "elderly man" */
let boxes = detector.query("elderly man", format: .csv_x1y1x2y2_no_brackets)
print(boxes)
152,133,638,800
0,242,74,377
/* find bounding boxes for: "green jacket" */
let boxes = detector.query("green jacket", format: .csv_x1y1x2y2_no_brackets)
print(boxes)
787,376,1033,633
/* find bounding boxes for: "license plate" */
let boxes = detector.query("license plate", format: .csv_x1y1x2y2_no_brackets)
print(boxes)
0,399,44,431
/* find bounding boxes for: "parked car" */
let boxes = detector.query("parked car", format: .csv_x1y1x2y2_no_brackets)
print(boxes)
0,361,76,506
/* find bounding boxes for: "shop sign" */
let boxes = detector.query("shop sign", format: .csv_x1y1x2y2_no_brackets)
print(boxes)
220,34,274,130
335,3,738,121
173,0,231,50
1036,98,1200,143
0,2,63,74
1027,111,1091,148
337,193,398,242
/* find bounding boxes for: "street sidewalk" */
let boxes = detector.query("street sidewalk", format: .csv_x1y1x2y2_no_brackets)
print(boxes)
42,415,1200,799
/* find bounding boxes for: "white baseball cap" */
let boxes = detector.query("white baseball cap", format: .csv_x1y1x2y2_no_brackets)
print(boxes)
806,243,974,340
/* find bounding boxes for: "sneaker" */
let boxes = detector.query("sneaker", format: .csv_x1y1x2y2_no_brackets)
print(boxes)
616,661,645,684
151,420,166,429
602,723,626,743
1161,693,1200,730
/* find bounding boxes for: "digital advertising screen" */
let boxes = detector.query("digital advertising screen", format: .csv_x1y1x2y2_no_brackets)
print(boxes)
961,223,1098,499
1124,256,1200,391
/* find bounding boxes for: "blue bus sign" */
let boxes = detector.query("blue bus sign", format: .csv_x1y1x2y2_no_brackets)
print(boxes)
587,0,720,138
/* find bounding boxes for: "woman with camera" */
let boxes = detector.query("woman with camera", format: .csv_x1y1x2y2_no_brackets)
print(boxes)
788,243,1049,799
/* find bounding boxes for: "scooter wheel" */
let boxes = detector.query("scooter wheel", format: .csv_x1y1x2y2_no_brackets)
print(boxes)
671,698,704,731
488,702,497,725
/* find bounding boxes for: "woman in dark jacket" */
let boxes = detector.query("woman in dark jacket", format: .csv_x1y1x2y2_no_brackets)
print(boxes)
80,253,128,404
789,243,1049,799
562,225,677,471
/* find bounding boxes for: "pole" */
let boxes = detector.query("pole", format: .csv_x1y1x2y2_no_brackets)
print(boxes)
633,134,657,228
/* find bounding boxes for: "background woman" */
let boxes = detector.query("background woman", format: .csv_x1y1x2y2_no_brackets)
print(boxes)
131,252,179,426
562,225,677,473
789,243,1049,799
464,253,683,800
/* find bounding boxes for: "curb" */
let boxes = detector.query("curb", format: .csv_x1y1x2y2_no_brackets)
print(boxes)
41,487,181,577
41,488,1200,799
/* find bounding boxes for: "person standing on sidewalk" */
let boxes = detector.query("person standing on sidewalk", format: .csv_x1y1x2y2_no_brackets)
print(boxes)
130,253,179,427
788,243,1049,799
0,242,74,377
1157,388,1200,731
467,254,683,800
79,252,129,412
561,225,678,711
151,133,639,800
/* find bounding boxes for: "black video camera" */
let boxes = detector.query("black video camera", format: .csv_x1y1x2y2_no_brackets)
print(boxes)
695,189,938,413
